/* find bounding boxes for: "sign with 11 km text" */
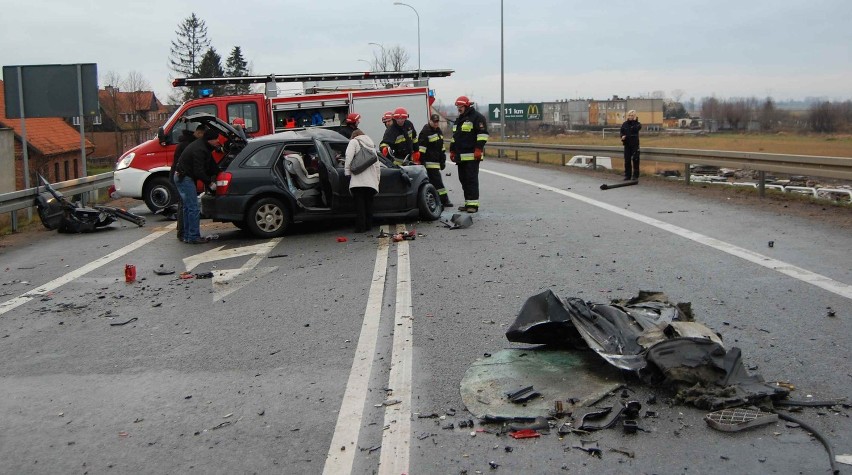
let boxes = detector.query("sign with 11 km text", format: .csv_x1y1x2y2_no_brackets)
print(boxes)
487,103,543,122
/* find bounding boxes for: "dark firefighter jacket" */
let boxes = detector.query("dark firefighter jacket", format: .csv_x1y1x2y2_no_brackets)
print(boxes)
450,107,489,161
176,138,217,186
380,120,417,161
417,124,445,169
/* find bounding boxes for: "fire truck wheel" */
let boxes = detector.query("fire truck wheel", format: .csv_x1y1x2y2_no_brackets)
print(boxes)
144,176,178,213
246,197,289,238
418,183,442,221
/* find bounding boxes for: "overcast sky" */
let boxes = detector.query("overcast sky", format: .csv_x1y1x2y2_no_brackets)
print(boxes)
2,0,850,108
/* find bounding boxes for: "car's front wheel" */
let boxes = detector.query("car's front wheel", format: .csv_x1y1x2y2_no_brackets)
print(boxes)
418,183,442,221
143,176,178,213
246,197,289,238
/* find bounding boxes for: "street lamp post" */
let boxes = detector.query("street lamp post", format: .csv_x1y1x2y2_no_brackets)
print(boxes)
357,59,372,70
368,42,386,70
393,2,420,80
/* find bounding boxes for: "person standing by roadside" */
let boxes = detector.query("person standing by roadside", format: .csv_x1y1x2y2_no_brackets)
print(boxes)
418,113,452,208
175,128,219,244
620,110,642,180
449,96,488,213
344,129,381,233
380,107,419,166
170,124,207,241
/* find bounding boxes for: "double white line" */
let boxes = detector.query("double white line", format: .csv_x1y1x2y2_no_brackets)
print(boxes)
322,224,414,475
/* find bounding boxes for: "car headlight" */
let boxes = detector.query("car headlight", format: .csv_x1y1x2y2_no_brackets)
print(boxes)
115,152,135,170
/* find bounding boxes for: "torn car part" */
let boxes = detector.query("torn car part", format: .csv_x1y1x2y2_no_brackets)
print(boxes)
440,213,472,229
506,386,541,403
704,408,778,432
577,402,624,431
777,411,840,475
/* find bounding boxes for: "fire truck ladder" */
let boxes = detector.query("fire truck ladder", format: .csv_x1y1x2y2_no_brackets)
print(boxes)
172,69,454,87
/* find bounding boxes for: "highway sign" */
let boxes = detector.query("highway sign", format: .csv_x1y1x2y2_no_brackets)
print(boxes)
488,103,543,121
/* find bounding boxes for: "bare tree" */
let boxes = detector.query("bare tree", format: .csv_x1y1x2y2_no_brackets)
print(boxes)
101,71,124,156
671,89,685,103
809,102,840,133
386,45,410,72
758,97,777,131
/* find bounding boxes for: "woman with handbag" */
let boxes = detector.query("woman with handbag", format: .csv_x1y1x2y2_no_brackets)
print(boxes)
344,129,381,233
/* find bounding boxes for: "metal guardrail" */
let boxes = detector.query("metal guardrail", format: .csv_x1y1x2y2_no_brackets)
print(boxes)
0,172,114,230
489,142,852,195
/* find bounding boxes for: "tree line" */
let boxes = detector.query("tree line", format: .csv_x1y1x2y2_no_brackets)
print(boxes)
168,13,252,102
693,96,852,133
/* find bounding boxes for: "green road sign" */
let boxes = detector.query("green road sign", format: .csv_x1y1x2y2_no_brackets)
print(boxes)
487,103,543,121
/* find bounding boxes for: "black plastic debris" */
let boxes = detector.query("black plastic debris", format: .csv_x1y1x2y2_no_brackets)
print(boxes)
506,386,541,403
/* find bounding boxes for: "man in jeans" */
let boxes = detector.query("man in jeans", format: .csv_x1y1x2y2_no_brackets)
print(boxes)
174,128,219,244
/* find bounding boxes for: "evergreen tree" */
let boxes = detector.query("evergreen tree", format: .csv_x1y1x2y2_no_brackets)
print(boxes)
169,13,211,101
225,46,252,95
198,48,226,96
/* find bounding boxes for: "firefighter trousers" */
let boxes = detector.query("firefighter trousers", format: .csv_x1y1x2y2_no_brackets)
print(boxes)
457,160,480,207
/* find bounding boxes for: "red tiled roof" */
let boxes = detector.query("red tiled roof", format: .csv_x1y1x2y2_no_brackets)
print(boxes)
0,80,93,156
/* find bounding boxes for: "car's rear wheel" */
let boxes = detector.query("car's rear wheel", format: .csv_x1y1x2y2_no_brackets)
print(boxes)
418,183,442,221
246,197,289,238
143,176,178,213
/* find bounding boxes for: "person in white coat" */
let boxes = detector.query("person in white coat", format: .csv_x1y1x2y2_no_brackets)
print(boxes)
344,129,381,233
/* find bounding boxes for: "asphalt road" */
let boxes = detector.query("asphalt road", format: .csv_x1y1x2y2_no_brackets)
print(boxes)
1,159,850,475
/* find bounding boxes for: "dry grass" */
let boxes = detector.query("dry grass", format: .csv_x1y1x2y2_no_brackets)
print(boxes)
522,132,852,157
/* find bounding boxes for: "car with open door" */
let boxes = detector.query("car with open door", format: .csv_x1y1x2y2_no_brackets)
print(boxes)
200,125,442,238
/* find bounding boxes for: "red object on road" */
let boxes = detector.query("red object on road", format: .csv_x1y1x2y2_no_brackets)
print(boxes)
124,264,136,283
509,429,540,439
337,237,348,243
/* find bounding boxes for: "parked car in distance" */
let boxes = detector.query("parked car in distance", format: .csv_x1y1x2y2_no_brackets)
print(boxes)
566,155,612,170
196,116,442,238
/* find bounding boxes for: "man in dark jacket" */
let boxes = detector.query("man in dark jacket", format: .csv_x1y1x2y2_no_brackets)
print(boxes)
449,96,488,213
418,113,452,207
170,125,204,241
338,113,361,139
174,128,219,244
620,110,642,180
380,107,418,166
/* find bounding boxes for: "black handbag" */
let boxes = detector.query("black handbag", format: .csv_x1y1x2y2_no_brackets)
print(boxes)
350,143,378,174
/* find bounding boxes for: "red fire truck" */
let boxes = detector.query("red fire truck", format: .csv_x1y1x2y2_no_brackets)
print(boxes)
113,69,452,211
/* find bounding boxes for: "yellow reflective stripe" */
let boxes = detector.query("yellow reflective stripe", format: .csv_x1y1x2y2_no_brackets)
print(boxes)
419,146,427,153
425,163,440,169
437,188,448,195
476,134,489,141
465,200,479,207
394,136,406,144
461,121,474,132
393,159,404,166
451,125,457,132
448,137,455,143
459,153,476,161
427,134,440,142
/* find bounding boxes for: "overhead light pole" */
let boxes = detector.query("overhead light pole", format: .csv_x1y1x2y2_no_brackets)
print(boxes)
500,0,505,145
368,42,386,70
393,2,420,80
357,59,372,70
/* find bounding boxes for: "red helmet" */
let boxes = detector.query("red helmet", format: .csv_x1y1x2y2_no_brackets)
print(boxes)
455,96,472,107
392,107,409,120
382,111,393,123
345,113,361,125
231,117,246,126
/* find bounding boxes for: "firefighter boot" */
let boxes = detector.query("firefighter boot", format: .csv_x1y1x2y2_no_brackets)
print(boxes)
441,195,454,208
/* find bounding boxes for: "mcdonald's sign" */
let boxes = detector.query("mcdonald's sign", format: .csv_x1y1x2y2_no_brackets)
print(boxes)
488,102,544,121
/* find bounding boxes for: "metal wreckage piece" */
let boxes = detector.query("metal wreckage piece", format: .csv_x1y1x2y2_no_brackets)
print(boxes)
505,289,789,410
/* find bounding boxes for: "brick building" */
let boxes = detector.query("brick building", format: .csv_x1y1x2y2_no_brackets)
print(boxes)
0,80,94,190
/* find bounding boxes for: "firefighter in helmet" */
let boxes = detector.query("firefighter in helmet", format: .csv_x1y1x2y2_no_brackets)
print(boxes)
339,112,361,139
380,107,419,166
417,113,452,208
448,96,488,213
381,111,394,129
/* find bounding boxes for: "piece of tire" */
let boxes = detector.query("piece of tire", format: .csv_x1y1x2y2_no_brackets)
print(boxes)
418,183,442,221
143,175,178,212
246,197,289,238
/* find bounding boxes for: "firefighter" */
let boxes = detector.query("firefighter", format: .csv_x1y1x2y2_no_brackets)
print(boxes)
339,112,361,139
418,113,452,207
381,111,393,129
380,107,419,166
449,96,488,213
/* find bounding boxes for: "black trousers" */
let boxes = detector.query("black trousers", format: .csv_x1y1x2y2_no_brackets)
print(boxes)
623,145,640,179
457,160,480,205
351,187,376,232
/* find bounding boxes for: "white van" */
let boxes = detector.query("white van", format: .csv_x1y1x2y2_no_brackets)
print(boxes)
566,155,613,170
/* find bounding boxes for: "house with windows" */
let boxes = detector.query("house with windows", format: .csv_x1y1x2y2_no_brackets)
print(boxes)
0,80,94,191
72,86,172,165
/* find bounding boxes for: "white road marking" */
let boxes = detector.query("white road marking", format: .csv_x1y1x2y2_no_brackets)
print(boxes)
0,227,174,317
180,238,282,301
484,169,852,300
183,240,281,271
378,224,414,475
323,227,391,475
